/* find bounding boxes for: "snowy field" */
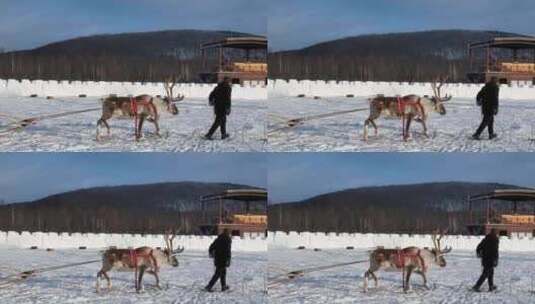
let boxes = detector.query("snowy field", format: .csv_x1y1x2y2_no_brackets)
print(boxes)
0,247,267,304
0,96,266,152
268,96,535,152
268,247,535,304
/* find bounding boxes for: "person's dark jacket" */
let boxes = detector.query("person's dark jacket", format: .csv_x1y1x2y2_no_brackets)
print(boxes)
476,233,499,268
209,82,232,116
209,233,232,267
476,82,499,115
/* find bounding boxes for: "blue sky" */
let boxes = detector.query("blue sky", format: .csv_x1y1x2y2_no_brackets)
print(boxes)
268,153,535,203
0,0,266,51
269,0,535,50
0,153,266,203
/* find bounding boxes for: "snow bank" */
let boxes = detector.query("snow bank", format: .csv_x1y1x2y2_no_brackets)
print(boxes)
0,78,266,100
268,231,535,252
269,79,535,100
0,231,267,252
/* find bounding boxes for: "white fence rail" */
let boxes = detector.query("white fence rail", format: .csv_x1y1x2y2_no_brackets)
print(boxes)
0,231,267,252
268,79,535,100
0,78,266,100
268,231,535,252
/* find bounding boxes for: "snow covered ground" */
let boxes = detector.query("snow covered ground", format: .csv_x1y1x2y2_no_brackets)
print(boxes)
0,247,267,304
268,96,535,152
0,96,266,152
268,247,535,304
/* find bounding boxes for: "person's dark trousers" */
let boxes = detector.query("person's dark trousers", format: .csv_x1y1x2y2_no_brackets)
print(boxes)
207,266,227,289
474,114,494,137
474,266,494,289
206,114,227,138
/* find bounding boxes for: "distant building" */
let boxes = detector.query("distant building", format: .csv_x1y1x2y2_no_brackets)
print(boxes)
466,189,535,236
199,188,267,236
467,37,535,84
199,37,267,85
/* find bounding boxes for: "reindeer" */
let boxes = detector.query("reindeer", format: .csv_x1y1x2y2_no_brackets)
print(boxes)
96,76,184,141
363,230,452,293
363,77,452,141
96,229,184,293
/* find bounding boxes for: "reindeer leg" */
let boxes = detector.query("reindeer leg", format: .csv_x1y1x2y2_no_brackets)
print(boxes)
96,119,102,141
103,119,110,136
97,269,111,291
370,271,378,287
152,119,161,137
415,270,429,289
363,270,369,292
147,270,161,289
96,270,102,293
420,119,429,138
404,267,414,292
371,119,378,136
404,115,413,141
137,266,146,293
363,119,369,141
137,116,145,141
103,271,111,289
364,116,379,141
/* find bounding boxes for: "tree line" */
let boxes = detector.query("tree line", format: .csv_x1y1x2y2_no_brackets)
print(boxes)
268,52,466,83
0,52,218,83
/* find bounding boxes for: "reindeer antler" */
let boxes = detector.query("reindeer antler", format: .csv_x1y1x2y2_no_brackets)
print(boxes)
164,224,185,254
432,228,452,254
431,76,452,102
163,75,185,102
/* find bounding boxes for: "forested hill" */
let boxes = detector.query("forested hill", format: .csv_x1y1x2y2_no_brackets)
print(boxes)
268,182,527,234
0,30,258,82
0,182,260,234
269,30,525,82
22,30,251,58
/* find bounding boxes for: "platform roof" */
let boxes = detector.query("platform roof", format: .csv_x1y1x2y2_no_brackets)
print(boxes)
469,189,535,202
469,37,535,50
200,188,267,202
201,36,267,50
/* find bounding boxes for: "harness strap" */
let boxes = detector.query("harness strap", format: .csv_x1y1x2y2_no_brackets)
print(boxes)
130,96,158,138
397,96,426,139
130,97,139,138
129,249,138,290
397,97,406,138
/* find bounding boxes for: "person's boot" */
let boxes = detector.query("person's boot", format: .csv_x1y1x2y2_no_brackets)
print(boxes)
489,133,498,140
221,285,230,292
221,133,230,140
472,134,481,140
472,285,481,292
203,134,213,140
489,285,497,292
204,286,214,292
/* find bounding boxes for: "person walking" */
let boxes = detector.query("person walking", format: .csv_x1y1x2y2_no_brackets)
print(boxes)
205,229,232,292
472,228,499,292
472,76,499,140
204,77,232,140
